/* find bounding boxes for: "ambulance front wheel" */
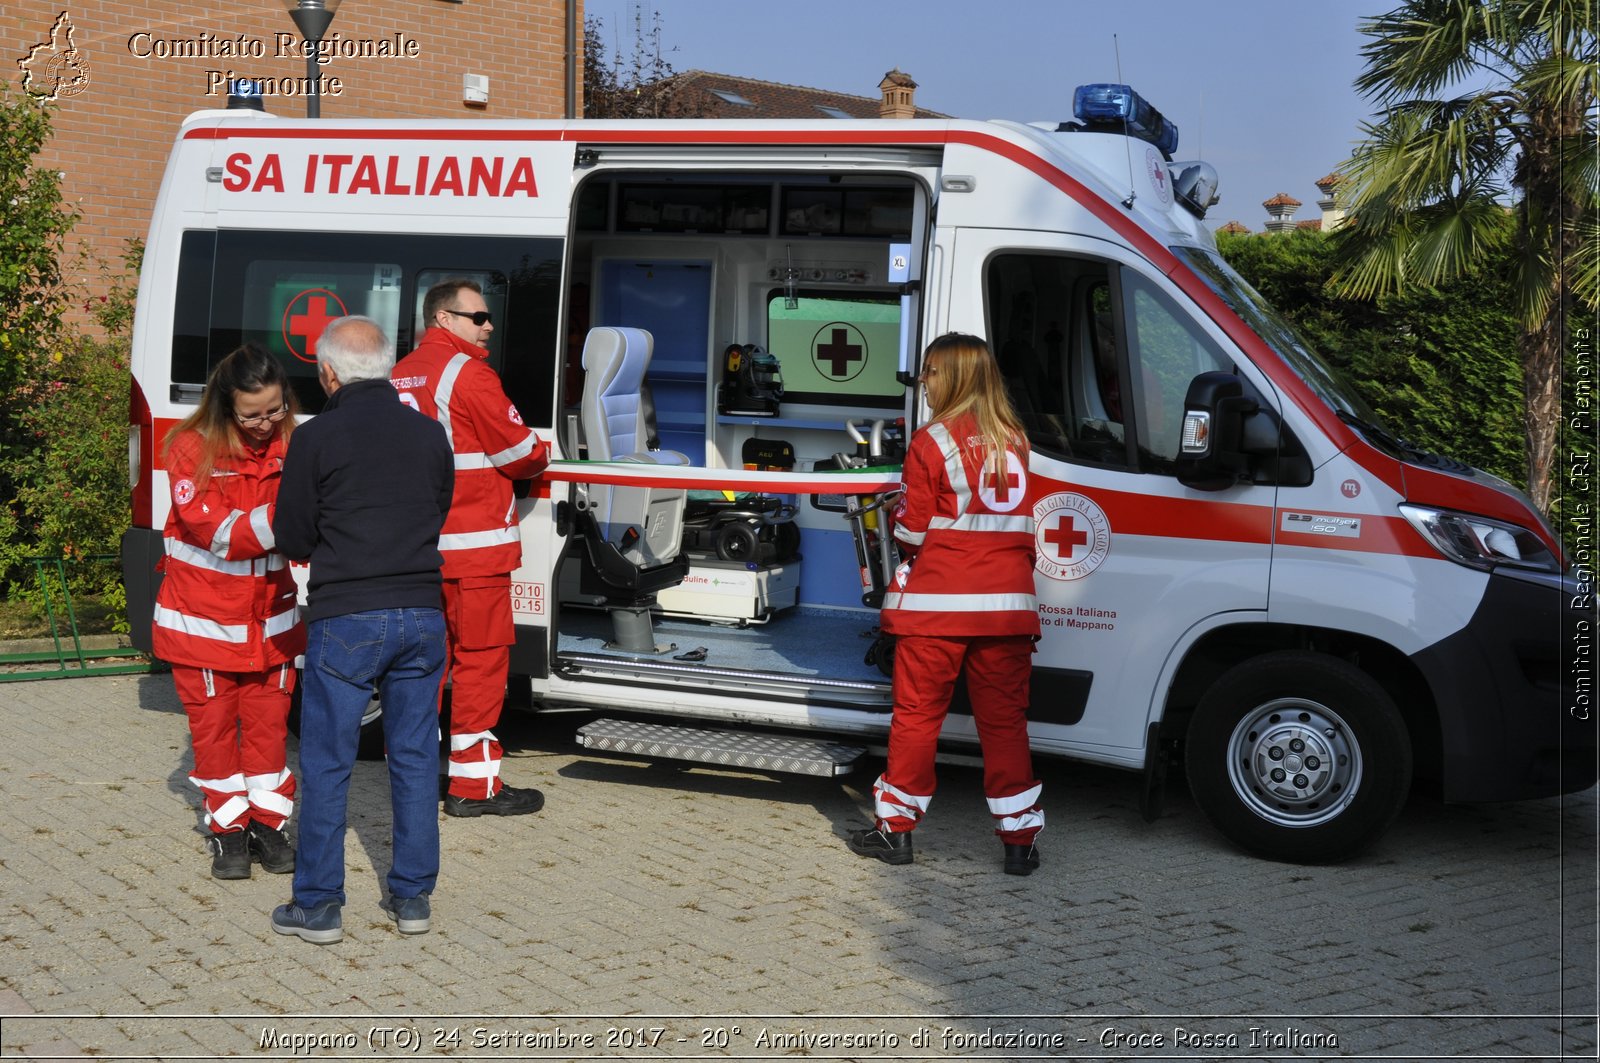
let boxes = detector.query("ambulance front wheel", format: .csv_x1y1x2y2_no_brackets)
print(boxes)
1184,651,1412,864
287,674,388,761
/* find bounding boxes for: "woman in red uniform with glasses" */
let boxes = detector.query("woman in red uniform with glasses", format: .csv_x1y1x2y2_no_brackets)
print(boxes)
153,344,306,880
847,332,1046,875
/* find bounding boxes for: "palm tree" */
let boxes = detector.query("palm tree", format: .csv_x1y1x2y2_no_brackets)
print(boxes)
1331,0,1597,515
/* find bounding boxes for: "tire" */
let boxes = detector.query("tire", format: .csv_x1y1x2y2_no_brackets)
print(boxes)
287,675,388,761
1183,650,1412,863
715,522,760,563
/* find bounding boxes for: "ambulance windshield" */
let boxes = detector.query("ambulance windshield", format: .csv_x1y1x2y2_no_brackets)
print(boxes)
1171,246,1378,422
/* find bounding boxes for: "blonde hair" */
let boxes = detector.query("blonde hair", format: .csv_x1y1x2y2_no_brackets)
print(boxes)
922,332,1027,477
163,344,297,490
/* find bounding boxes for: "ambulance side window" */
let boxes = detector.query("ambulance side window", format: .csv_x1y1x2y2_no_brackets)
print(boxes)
170,231,561,426
1120,271,1235,470
985,253,1133,468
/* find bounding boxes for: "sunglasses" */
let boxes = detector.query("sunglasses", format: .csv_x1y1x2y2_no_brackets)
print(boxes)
442,308,493,326
235,404,290,429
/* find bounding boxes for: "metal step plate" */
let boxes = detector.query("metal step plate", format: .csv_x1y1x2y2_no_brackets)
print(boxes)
576,717,865,777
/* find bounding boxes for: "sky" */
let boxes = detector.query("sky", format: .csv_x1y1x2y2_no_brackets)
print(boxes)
589,0,1387,231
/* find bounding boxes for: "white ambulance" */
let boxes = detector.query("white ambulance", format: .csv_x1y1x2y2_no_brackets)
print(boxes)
121,84,1593,862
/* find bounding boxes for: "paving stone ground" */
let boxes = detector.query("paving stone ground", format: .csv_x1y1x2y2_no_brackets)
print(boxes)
1,672,1595,1061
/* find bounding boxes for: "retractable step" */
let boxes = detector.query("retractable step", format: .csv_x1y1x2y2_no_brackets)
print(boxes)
576,717,865,777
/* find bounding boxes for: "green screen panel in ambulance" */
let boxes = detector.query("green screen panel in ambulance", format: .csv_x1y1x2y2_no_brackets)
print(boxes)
766,292,902,409
238,260,404,409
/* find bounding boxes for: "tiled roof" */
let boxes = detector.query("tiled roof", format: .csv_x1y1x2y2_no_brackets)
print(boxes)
1263,192,1302,208
651,69,949,120
1315,172,1343,190
1296,219,1323,230
1217,220,1251,234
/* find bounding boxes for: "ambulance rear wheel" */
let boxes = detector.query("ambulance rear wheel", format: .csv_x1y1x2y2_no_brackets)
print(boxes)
715,522,760,564
1184,651,1411,863
287,675,387,761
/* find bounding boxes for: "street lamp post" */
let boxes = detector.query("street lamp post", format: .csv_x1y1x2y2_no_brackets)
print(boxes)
281,0,341,118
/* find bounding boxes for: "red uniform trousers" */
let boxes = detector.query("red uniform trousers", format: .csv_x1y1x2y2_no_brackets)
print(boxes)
441,575,515,800
874,634,1044,845
174,663,297,834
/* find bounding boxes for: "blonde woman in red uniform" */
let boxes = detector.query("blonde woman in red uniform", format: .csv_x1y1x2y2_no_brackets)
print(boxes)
153,345,306,880
848,332,1045,875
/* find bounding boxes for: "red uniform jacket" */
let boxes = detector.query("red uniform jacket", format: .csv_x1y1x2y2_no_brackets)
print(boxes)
391,327,550,578
880,414,1040,638
152,430,305,671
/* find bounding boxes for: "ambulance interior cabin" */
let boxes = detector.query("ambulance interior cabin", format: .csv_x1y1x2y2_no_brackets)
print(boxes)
553,169,924,665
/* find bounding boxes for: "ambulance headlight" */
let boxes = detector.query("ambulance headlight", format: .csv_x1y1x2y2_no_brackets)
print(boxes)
1399,504,1561,573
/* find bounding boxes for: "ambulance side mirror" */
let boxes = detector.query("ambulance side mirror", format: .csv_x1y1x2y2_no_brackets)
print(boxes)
1176,371,1258,491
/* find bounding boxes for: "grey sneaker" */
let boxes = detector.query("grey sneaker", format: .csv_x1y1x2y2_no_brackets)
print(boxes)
209,829,251,880
271,899,343,945
383,893,431,935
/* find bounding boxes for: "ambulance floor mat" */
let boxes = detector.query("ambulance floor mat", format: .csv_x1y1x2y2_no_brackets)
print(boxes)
555,606,886,680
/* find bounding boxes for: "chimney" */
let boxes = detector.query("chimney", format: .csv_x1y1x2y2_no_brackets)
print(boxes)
1262,192,1301,234
1315,173,1345,230
878,68,917,119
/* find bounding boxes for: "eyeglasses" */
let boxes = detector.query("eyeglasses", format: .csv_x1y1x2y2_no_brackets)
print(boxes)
235,405,290,429
442,308,493,326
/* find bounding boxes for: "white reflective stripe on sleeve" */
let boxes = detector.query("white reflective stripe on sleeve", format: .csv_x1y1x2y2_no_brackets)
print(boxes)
894,524,927,546
210,509,246,555
203,668,215,697
928,512,1034,534
166,537,258,577
439,527,519,552
433,352,473,451
488,430,541,468
190,771,247,793
207,795,252,830
887,591,1038,613
449,730,497,751
453,452,494,470
997,808,1045,834
927,422,972,515
249,505,274,551
987,784,1043,816
264,605,301,638
154,605,250,644
447,759,502,779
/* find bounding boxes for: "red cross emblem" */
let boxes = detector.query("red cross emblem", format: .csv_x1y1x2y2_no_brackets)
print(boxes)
1043,514,1091,559
281,288,349,364
812,322,867,381
985,468,1020,504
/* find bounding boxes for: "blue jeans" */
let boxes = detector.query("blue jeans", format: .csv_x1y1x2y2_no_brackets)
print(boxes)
294,608,445,908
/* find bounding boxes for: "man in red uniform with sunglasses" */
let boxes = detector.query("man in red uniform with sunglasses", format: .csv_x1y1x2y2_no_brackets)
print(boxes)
391,279,550,817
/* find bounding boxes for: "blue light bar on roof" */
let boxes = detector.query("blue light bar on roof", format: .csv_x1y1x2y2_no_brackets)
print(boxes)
1072,83,1179,156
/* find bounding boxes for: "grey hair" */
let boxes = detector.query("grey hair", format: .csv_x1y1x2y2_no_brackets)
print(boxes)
317,315,395,383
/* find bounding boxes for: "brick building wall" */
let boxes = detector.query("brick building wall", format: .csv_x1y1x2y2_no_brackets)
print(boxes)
6,1,580,301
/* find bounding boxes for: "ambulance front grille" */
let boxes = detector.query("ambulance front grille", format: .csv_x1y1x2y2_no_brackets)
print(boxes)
576,717,865,777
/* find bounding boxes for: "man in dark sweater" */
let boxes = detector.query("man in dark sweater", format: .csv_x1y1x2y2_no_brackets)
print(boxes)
268,315,454,945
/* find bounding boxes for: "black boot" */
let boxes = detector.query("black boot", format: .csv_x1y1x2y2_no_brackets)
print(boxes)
1003,841,1041,876
209,829,251,880
246,820,295,874
847,827,914,865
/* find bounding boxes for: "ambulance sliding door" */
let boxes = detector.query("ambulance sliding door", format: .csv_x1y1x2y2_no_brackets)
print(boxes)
945,231,1277,758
